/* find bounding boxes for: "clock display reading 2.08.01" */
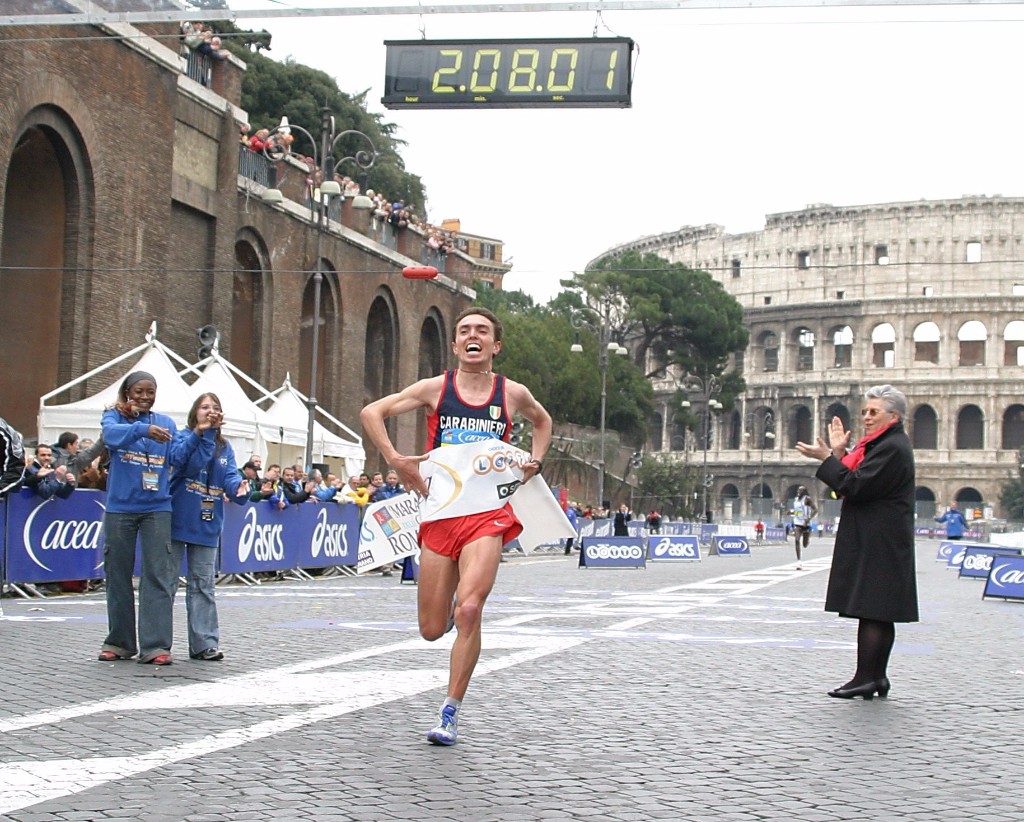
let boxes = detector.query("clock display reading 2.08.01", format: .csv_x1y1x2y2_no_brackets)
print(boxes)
382,38,634,109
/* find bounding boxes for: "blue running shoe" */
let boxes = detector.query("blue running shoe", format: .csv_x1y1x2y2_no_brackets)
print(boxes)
427,705,459,746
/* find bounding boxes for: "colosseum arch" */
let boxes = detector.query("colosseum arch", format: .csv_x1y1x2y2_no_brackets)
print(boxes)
956,404,985,449
415,308,446,449
955,487,983,510
233,228,271,386
299,268,339,406
913,321,940,364
1,104,94,434
792,327,815,372
915,486,937,519
1002,404,1024,450
958,320,987,367
1004,320,1024,366
725,408,742,450
758,330,779,372
824,401,853,434
829,325,853,368
912,404,938,449
871,322,896,368
647,411,664,452
720,483,740,519
787,404,814,448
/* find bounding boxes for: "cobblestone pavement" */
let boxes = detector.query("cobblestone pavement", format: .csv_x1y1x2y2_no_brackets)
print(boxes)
1,536,1022,821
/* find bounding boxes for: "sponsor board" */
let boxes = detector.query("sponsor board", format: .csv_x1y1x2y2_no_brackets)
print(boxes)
936,541,957,562
959,545,1023,579
4,490,106,584
946,542,999,571
357,493,420,573
983,554,1024,601
401,550,420,582
709,535,750,556
647,535,701,562
579,537,646,569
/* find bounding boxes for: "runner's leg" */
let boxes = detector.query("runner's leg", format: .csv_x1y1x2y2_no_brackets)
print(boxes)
447,534,503,700
418,547,460,641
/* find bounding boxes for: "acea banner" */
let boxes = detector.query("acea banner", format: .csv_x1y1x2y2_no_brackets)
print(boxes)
579,536,646,569
983,554,1024,601
647,535,701,562
936,541,957,562
4,489,106,584
709,535,750,556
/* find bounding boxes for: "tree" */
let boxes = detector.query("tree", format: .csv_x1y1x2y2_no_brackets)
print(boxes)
561,251,749,405
634,454,700,520
999,449,1024,519
221,35,426,212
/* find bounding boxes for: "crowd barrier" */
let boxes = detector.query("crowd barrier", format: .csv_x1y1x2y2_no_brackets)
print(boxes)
0,490,360,593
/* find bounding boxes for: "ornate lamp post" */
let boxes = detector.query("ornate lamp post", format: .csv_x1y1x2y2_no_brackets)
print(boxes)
680,375,721,523
262,106,377,470
570,299,627,508
745,411,776,518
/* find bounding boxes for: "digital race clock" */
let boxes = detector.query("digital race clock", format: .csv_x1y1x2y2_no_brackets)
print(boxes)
382,38,634,110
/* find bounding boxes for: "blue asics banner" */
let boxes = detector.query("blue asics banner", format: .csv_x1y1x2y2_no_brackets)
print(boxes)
4,489,106,584
579,536,646,568
983,555,1024,601
710,535,750,555
647,535,701,561
958,545,1022,579
220,502,358,574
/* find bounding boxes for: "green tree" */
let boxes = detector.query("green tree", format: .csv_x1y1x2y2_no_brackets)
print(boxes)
561,251,749,405
635,453,700,520
999,449,1024,519
222,36,425,211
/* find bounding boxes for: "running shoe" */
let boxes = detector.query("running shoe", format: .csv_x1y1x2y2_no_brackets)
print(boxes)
427,705,459,746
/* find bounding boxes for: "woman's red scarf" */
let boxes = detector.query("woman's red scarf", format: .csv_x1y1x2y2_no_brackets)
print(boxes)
841,420,897,471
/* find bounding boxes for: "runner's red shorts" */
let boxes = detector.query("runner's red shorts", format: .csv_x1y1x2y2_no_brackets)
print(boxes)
419,502,523,562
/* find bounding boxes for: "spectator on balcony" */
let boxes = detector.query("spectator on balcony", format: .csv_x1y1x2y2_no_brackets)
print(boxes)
248,128,271,153
239,122,251,144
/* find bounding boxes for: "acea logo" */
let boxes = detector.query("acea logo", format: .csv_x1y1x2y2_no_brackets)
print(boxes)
311,507,349,559
22,497,106,572
951,547,968,566
988,560,1024,589
652,537,698,559
237,506,284,563
586,543,644,560
717,538,746,552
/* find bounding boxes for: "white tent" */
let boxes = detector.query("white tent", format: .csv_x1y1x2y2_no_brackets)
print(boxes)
188,355,271,464
38,324,196,446
259,377,364,479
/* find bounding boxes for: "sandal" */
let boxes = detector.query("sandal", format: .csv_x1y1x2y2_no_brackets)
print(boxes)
140,653,173,665
98,650,131,661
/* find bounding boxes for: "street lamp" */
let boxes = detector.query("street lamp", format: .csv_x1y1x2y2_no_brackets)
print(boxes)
261,106,377,470
570,300,627,508
745,411,776,518
680,375,721,523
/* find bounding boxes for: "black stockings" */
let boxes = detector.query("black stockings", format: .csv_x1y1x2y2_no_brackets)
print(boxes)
847,618,895,687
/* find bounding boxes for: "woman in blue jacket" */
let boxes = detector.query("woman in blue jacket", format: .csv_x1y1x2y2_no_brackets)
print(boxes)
99,371,184,664
163,392,248,661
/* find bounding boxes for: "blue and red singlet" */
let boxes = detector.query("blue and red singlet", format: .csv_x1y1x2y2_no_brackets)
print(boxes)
425,370,511,450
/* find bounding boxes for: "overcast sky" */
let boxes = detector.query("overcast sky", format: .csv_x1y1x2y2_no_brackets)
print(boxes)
237,3,1024,303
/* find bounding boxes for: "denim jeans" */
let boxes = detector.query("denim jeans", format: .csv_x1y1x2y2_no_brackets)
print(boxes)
102,510,171,659
170,540,220,656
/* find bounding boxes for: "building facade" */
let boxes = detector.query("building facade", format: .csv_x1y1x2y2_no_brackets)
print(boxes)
597,197,1024,521
0,17,509,471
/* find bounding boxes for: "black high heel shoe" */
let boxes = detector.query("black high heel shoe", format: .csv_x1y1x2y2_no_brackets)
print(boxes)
875,677,891,698
828,681,878,700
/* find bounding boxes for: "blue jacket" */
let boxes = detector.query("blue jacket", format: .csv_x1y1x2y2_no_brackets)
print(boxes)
23,462,75,500
169,428,247,547
935,508,967,538
101,408,182,513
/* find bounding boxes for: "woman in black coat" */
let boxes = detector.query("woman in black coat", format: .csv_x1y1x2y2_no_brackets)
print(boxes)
796,384,918,700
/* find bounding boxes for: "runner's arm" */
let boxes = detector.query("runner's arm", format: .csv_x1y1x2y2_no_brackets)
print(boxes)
360,378,439,496
508,381,552,482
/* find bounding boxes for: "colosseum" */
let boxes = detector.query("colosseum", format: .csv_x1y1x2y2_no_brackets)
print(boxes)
596,196,1024,525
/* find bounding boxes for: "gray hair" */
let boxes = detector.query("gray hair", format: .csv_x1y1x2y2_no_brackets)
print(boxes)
865,384,907,419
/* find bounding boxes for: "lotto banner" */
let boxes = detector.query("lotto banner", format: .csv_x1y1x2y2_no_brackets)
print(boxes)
983,555,1024,601
958,545,1022,579
3,489,106,584
579,536,646,569
357,492,421,573
647,535,701,562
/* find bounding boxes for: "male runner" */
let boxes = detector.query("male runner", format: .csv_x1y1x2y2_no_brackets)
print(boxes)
790,485,817,569
360,307,552,745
